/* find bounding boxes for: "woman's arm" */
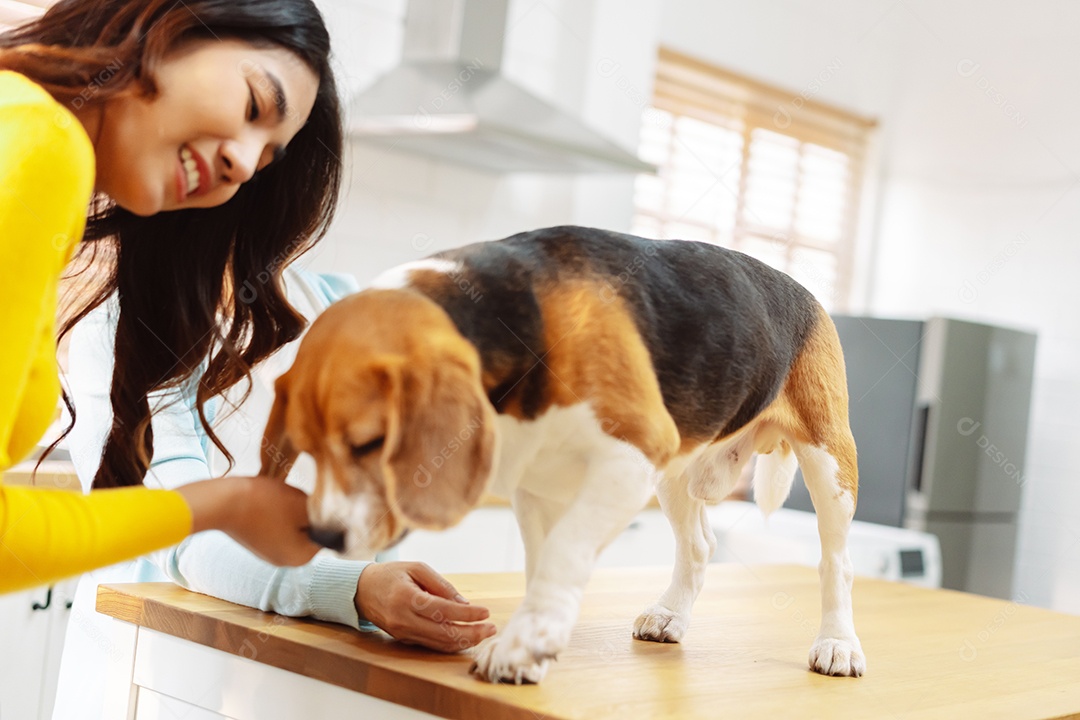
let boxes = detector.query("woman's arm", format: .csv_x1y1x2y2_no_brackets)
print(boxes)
0,484,190,593
0,100,92,468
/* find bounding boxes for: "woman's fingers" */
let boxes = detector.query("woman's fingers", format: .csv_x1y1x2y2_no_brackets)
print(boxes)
240,479,321,565
405,562,491,623
399,615,497,653
179,476,320,566
408,561,468,602
410,591,491,624
356,561,497,652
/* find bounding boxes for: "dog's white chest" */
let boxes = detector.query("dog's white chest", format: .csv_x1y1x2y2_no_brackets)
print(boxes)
485,403,653,505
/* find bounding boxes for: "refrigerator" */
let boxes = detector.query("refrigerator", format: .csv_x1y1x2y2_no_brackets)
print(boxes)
783,316,1037,599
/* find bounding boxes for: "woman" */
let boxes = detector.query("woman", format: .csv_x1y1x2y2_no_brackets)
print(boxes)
0,0,493,666
0,0,326,591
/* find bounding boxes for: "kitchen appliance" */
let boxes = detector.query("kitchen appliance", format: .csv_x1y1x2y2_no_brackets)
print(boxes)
710,501,942,588
783,316,1037,598
347,0,653,173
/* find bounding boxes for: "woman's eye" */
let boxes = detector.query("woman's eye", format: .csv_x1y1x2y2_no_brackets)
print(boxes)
248,85,260,122
349,437,385,459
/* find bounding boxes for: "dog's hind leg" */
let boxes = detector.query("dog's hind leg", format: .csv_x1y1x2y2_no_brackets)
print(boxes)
782,308,865,677
797,438,865,677
632,460,717,643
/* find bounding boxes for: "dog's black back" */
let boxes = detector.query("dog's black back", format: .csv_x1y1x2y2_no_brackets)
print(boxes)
416,226,820,441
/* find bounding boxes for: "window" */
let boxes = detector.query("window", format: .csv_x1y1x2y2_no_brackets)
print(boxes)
632,47,876,310
0,0,50,32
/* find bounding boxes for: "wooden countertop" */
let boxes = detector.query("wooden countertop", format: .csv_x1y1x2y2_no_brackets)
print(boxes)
97,565,1080,720
2,460,81,490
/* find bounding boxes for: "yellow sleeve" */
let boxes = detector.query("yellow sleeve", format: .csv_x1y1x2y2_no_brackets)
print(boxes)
0,485,192,593
0,78,191,594
0,95,94,468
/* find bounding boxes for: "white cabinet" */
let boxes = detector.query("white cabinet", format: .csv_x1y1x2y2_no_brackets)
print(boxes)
0,587,52,720
106,625,437,720
0,580,77,720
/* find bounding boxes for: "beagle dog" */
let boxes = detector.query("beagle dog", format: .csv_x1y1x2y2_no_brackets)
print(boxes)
261,225,865,683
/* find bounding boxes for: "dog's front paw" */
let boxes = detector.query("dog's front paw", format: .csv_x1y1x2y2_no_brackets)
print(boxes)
468,610,571,684
808,636,866,677
469,635,549,684
632,604,688,643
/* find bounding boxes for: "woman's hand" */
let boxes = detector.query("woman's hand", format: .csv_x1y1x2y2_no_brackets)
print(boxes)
176,476,320,567
355,561,497,653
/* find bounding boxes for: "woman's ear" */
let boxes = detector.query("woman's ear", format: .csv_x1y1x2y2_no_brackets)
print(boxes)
381,358,496,530
260,371,299,480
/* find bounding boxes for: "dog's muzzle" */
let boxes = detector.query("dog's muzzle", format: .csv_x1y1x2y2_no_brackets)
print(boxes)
387,528,411,550
307,526,346,552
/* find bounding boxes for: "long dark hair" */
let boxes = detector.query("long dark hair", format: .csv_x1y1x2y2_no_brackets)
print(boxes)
0,0,343,487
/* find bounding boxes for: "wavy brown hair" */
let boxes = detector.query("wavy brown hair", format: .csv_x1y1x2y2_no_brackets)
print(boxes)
0,0,343,487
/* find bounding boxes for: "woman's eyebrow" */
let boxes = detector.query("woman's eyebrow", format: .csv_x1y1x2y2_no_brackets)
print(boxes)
262,68,289,121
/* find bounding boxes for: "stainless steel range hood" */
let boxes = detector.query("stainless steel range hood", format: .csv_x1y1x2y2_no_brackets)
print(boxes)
347,0,654,174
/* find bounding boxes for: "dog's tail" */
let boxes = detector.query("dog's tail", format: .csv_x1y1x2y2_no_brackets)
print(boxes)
752,441,798,517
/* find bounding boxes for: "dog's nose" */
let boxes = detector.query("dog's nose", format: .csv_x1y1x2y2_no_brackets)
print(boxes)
307,526,346,552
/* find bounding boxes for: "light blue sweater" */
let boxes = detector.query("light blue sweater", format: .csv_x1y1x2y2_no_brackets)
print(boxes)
52,266,379,720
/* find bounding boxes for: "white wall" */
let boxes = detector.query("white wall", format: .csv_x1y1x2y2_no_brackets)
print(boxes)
306,0,660,286
866,2,1080,613
659,0,1080,612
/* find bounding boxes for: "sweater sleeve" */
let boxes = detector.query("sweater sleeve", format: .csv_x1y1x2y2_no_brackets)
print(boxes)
0,100,91,468
0,83,197,594
67,296,376,631
0,485,191,593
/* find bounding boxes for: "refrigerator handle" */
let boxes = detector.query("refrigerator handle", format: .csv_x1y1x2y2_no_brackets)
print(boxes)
910,404,931,495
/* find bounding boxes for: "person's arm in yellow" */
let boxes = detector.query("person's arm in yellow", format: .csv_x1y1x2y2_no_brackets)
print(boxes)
0,485,191,592
0,476,318,594
0,93,90,468
0,76,319,594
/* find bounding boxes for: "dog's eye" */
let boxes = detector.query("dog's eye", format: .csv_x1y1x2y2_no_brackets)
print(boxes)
349,437,385,459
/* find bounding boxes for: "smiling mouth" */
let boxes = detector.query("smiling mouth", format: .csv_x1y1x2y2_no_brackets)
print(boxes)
179,146,199,196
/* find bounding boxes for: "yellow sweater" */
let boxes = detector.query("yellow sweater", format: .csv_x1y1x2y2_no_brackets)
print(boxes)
0,71,191,593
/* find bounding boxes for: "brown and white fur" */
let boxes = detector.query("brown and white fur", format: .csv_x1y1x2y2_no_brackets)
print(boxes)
260,226,865,683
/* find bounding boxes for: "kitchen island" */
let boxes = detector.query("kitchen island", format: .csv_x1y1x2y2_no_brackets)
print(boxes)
97,564,1080,720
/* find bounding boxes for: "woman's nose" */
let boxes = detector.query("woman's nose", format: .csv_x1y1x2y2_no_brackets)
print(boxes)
218,140,259,185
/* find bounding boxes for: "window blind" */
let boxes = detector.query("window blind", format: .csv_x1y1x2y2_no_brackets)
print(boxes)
632,47,876,310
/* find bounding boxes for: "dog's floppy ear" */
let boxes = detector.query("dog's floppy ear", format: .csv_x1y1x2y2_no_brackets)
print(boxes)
260,371,299,480
381,356,496,530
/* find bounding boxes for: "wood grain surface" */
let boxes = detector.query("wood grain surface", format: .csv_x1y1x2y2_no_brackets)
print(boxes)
98,564,1080,720
2,460,81,489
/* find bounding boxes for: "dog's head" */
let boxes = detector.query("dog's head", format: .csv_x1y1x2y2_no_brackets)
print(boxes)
260,290,498,558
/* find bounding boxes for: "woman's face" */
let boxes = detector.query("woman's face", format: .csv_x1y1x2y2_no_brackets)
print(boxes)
92,38,319,216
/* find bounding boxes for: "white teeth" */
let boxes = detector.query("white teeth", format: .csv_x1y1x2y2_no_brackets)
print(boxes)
180,146,199,195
